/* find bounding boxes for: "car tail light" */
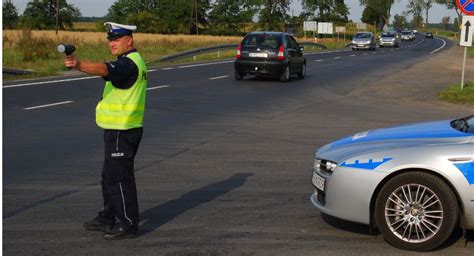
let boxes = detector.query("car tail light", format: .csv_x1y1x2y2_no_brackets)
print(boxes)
236,44,241,59
277,44,285,61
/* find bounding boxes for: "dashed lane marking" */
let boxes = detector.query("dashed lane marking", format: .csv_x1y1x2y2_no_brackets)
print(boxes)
147,85,170,91
209,75,229,80
24,100,74,110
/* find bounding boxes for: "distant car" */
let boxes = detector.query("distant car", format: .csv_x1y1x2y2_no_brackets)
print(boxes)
352,32,377,51
413,29,419,34
379,32,400,48
234,31,306,82
310,115,474,251
425,32,434,39
401,31,414,41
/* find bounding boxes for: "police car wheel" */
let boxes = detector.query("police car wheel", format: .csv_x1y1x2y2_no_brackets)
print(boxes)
374,172,458,252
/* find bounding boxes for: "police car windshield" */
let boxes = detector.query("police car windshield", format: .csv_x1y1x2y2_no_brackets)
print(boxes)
242,35,280,49
451,115,474,133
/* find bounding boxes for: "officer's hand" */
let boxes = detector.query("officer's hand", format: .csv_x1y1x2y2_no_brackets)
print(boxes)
64,55,79,69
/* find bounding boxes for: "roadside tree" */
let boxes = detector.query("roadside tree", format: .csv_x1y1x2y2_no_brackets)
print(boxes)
208,0,257,35
441,16,451,31
302,0,349,23
3,0,19,29
392,14,408,29
20,0,80,30
360,0,395,30
256,0,291,31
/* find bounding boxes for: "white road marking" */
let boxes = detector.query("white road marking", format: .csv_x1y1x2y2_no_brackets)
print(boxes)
3,76,99,89
148,69,158,72
147,85,170,91
315,59,324,62
178,60,234,69
430,37,446,54
363,53,368,55
24,100,73,110
209,75,229,80
162,67,174,70
350,54,356,57
334,57,341,59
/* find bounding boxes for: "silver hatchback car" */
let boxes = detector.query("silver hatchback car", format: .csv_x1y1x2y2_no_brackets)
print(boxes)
352,32,377,51
379,32,400,48
311,116,474,251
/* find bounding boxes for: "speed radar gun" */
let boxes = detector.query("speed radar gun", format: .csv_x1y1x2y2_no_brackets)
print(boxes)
57,44,76,56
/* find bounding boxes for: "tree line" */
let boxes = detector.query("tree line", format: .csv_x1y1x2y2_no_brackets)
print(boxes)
3,0,459,35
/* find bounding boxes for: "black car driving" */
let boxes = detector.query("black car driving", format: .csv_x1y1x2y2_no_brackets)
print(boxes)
234,32,306,82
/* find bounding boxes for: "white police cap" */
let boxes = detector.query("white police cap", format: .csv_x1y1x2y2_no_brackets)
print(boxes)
104,22,137,40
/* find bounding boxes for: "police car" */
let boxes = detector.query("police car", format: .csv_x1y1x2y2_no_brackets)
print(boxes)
310,115,474,251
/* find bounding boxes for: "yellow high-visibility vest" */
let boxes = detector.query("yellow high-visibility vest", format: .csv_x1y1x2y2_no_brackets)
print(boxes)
96,52,147,130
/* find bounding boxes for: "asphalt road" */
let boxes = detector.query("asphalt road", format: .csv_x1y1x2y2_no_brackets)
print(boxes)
3,36,473,255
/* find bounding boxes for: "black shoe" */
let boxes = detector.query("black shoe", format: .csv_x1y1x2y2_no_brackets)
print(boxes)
103,225,137,240
83,216,114,232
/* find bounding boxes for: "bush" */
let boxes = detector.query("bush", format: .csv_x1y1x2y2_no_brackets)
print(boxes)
17,29,56,61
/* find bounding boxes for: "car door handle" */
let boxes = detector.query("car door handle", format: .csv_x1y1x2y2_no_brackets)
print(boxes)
448,157,472,162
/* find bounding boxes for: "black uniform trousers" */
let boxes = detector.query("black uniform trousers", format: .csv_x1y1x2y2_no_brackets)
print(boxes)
98,127,143,230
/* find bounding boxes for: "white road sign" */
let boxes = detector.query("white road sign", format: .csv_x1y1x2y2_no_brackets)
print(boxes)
460,16,474,47
318,22,334,34
335,26,346,33
303,21,317,31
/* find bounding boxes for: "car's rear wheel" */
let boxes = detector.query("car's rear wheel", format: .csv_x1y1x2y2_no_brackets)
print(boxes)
234,70,243,80
375,172,458,252
280,65,290,82
297,63,306,79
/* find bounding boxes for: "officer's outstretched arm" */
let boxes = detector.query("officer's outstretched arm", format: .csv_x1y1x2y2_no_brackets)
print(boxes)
64,55,108,77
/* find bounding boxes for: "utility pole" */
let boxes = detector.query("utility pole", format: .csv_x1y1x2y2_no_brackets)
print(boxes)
55,0,59,35
189,0,198,35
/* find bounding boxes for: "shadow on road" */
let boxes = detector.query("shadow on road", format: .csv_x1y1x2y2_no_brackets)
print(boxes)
138,172,254,235
322,213,473,250
321,213,375,236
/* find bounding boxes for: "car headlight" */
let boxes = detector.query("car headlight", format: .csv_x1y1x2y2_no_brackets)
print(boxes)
314,158,338,173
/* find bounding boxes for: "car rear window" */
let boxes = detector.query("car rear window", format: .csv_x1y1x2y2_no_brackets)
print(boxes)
242,35,281,49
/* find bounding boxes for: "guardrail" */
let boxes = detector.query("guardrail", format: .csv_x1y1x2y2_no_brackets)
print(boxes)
148,42,328,64
149,44,239,64
3,68,35,75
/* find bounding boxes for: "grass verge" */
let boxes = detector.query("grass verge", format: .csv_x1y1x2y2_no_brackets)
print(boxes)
438,81,474,104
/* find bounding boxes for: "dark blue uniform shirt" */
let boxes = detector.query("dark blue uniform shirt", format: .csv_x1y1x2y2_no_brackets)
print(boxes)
103,49,139,89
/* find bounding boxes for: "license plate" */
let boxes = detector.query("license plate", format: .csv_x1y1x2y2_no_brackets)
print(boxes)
358,44,365,47
312,172,326,192
249,52,268,58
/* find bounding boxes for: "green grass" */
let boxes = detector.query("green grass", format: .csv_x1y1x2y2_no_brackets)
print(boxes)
438,81,474,104
469,47,474,57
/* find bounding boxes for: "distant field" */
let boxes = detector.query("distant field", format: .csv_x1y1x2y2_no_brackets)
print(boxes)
73,22,99,31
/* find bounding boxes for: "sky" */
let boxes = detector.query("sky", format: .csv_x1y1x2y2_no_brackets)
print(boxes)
8,0,460,24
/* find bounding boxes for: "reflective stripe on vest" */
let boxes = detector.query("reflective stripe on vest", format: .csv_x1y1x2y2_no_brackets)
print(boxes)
96,52,147,130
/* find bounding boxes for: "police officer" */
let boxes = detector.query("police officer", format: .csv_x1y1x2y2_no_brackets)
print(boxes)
64,22,147,240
